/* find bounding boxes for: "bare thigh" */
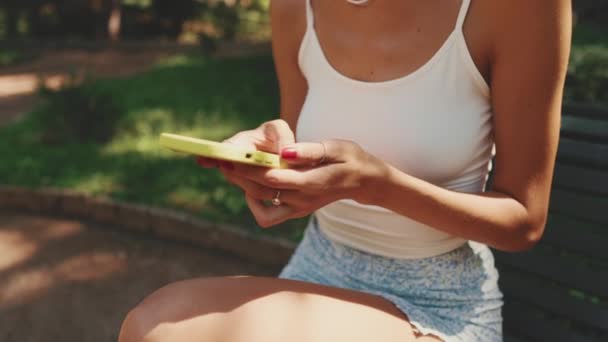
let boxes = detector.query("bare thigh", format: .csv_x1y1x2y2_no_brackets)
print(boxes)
118,276,442,342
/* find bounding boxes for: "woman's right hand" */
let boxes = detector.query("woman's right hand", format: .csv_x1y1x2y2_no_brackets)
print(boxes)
196,119,295,169
197,120,295,221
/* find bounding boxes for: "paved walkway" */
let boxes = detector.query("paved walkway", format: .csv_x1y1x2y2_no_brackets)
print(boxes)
0,212,280,342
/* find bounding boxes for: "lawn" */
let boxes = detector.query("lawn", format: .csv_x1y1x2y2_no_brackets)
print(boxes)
1,23,606,243
0,53,308,241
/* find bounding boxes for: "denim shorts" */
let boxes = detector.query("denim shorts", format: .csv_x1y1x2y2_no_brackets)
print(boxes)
278,216,503,341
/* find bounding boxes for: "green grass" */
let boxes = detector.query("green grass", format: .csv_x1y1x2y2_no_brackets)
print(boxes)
0,53,308,241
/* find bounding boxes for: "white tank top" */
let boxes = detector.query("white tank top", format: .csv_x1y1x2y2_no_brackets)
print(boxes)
296,0,495,259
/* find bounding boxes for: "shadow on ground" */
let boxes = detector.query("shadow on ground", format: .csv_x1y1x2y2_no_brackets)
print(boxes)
0,212,281,342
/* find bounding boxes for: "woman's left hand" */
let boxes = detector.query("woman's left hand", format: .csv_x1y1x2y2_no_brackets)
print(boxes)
220,140,388,227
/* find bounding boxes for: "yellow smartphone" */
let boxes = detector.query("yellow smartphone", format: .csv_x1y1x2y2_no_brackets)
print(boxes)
159,133,287,169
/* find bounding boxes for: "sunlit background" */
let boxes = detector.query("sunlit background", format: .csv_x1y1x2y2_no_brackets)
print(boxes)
0,1,606,341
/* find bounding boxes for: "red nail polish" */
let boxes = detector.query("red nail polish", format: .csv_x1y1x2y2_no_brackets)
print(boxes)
281,148,298,159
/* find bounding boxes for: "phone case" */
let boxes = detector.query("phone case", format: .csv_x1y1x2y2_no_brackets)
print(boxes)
159,133,286,168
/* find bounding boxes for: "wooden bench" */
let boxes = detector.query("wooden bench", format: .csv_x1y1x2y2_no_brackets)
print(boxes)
489,104,608,342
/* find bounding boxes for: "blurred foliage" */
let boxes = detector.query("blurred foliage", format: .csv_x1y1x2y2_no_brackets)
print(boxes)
36,79,124,144
567,47,608,105
0,0,270,42
0,49,33,66
0,0,603,44
568,23,608,107
0,53,307,241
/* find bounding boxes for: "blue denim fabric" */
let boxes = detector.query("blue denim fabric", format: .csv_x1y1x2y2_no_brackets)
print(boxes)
278,216,503,342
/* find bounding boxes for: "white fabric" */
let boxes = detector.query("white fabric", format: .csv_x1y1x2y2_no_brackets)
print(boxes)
295,0,495,259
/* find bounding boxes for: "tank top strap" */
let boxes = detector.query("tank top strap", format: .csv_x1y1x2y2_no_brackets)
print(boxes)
455,0,472,31
304,0,314,29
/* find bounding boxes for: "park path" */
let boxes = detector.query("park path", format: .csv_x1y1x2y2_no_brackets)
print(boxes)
0,212,280,342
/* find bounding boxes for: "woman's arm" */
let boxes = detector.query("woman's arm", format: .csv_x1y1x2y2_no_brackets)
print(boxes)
220,0,571,253
365,0,572,251
270,0,308,131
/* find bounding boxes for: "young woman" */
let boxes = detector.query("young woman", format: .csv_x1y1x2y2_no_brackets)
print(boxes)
119,0,571,341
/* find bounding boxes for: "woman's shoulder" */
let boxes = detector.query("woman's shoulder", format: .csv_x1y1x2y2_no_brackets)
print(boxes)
270,0,308,57
271,0,306,14
471,0,571,58
465,0,571,83
270,0,307,28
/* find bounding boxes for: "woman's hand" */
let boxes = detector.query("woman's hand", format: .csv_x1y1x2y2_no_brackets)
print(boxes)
220,139,389,228
196,119,295,169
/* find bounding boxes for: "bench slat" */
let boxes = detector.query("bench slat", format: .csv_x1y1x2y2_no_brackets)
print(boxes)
557,138,608,169
499,103,608,341
550,188,608,225
553,163,608,195
563,103,608,120
541,214,608,260
493,249,608,298
504,334,529,342
504,301,605,342
500,272,608,331
561,115,608,143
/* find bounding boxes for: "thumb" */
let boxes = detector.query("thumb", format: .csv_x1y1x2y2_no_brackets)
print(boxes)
280,141,341,166
260,119,295,153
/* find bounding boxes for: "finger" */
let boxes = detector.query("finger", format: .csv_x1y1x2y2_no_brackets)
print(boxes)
247,186,311,208
246,194,295,228
221,165,272,195
196,156,219,168
280,140,346,166
229,163,309,190
260,119,296,153
224,173,275,200
222,130,260,149
226,159,347,198
222,167,312,207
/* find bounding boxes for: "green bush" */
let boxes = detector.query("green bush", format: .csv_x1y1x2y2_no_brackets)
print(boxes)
0,50,19,66
0,49,36,67
36,82,123,144
567,46,608,105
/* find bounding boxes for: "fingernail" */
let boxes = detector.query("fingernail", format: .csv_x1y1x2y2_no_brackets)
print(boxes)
281,148,298,159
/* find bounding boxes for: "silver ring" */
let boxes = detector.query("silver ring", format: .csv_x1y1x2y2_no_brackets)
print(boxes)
271,190,282,206
318,141,327,165
347,0,369,5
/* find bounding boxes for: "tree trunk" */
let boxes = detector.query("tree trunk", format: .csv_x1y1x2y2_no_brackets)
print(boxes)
108,0,121,41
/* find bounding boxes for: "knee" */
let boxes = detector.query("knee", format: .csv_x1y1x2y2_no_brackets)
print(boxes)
118,277,231,342
118,281,186,342
118,306,150,342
